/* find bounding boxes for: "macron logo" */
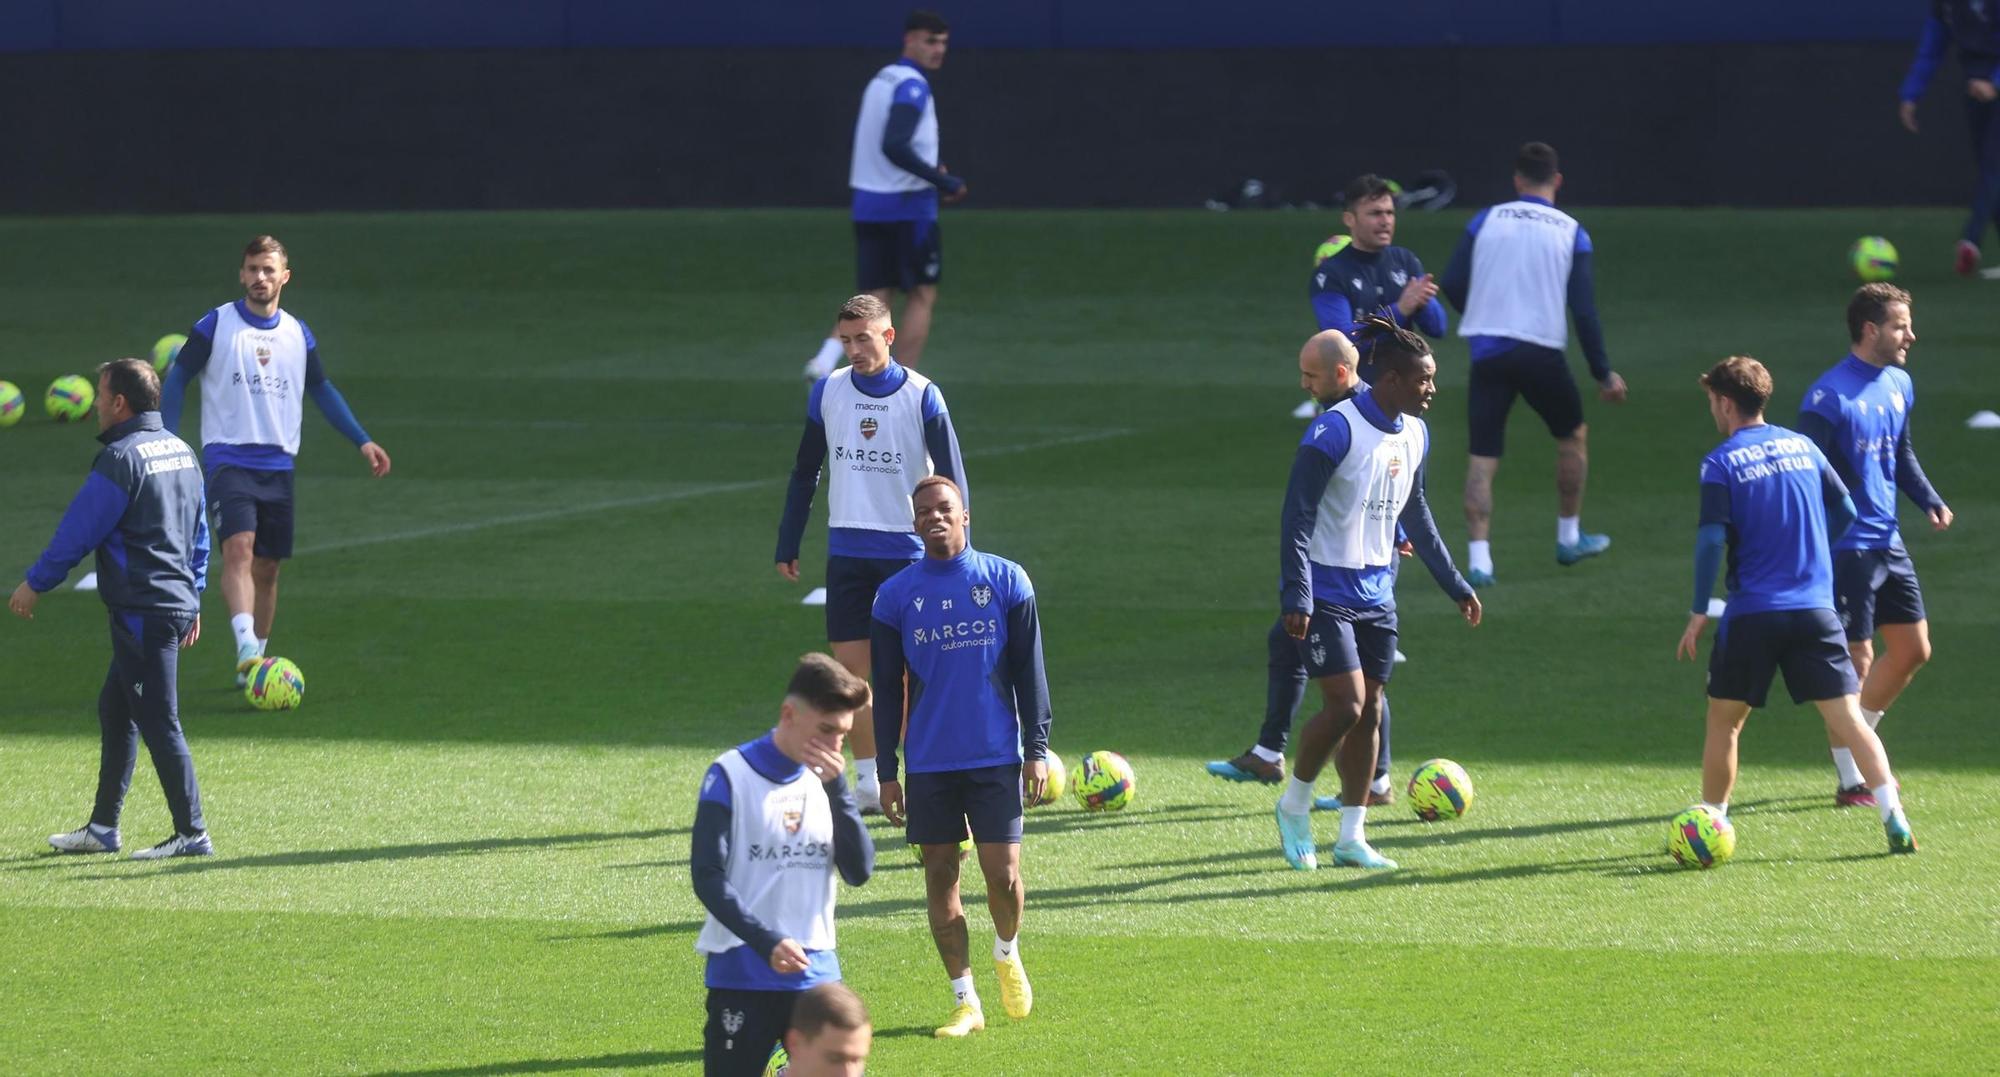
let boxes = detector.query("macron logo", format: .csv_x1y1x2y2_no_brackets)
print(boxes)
1313,424,1327,439
914,598,924,611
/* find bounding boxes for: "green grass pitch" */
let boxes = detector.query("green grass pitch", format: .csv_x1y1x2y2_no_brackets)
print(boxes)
1,208,1995,1073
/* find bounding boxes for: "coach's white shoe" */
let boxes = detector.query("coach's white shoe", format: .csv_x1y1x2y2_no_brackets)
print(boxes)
48,824,120,854
130,832,213,860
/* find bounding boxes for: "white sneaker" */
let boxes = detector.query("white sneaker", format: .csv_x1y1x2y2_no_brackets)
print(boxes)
1291,398,1321,419
804,351,838,382
130,832,214,860
1393,649,1408,663
856,785,883,816
49,824,120,854
235,640,261,689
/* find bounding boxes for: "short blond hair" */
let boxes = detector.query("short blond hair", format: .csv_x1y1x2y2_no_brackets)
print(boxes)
837,294,892,324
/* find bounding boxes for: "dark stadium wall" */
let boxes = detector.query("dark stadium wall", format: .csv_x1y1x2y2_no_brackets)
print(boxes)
0,42,1963,214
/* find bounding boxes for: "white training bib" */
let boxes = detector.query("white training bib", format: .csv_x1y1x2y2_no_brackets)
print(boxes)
198,303,309,455
820,367,935,533
1457,200,1581,351
695,749,838,956
1308,400,1427,570
850,62,939,195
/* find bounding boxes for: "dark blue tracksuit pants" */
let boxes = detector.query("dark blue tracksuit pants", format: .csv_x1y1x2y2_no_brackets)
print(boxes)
1258,618,1393,782
1966,96,2000,248
92,610,205,836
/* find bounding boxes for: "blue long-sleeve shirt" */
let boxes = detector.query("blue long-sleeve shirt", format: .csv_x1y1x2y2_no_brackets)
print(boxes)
161,302,373,470
775,362,966,563
1901,3,2000,102
1796,355,1944,552
1309,244,1448,359
26,412,208,614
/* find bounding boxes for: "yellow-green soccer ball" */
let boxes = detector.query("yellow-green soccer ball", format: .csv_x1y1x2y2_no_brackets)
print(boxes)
1851,236,1899,282
764,1043,789,1076
1314,233,1352,265
1667,805,1735,869
1407,758,1475,821
245,656,306,711
1026,752,1067,808
152,333,187,372
0,381,24,428
1073,749,1135,812
910,835,974,862
45,374,93,422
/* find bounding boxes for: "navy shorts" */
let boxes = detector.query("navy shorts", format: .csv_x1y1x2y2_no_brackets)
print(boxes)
1708,609,1859,708
1466,342,1585,457
1834,548,1927,641
208,465,295,560
825,555,915,643
904,763,1024,846
703,987,798,1077
854,219,943,293
1304,602,1400,684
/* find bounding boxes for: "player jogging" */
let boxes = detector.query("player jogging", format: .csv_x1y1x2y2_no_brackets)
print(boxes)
1273,317,1480,872
691,654,876,1077
1208,330,1398,808
1680,356,1914,854
1441,142,1628,586
1797,285,1951,807
871,476,1052,1039
1896,0,2000,275
1300,173,1447,417
806,9,964,379
160,235,392,687
777,294,968,814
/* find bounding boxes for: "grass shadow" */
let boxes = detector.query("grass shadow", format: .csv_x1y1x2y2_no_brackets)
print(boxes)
361,1049,703,1075
48,828,684,879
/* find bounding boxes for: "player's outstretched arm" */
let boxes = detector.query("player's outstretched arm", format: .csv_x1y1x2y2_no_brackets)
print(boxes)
775,416,830,576
24,469,130,601
1438,213,1482,312
689,773,786,957
922,388,967,506
1003,592,1053,764
158,322,212,435
1565,245,1618,397
1892,422,1949,528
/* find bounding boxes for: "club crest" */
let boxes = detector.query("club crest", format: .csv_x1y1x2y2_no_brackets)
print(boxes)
859,417,878,440
255,345,272,367
1390,270,1409,286
782,807,802,834
971,584,993,608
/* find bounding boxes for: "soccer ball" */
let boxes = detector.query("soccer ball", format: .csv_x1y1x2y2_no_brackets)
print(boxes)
45,374,93,422
764,1044,789,1076
1073,750,1135,812
1407,758,1475,821
910,835,973,862
244,656,306,711
1667,805,1735,869
1026,752,1067,808
152,333,187,372
1850,236,1898,282
0,381,23,428
1314,233,1351,265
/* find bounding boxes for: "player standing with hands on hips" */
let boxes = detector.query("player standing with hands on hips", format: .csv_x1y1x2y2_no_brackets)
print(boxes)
871,476,1052,1040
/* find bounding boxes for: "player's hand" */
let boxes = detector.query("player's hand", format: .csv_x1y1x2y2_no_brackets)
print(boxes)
800,739,847,784
1458,593,1482,627
359,442,392,478
181,615,201,649
943,182,969,205
1282,611,1309,640
1597,372,1628,403
1396,273,1438,316
1677,613,1708,661
1899,100,1920,133
768,938,810,975
1970,79,1998,103
8,581,38,620
879,780,906,828
776,560,801,583
1397,539,1414,558
1021,758,1049,806
1928,504,1953,531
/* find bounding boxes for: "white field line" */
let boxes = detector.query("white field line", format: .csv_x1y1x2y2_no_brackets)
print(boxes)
294,427,1132,556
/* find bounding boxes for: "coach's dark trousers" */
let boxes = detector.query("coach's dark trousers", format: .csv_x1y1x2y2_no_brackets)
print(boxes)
1965,95,2000,249
92,610,206,836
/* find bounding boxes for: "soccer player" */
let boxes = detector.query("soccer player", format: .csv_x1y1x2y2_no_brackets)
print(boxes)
777,294,969,814
781,982,873,1077
1440,142,1628,586
1301,173,1447,416
12,359,214,859
1679,356,1916,854
1797,285,1952,806
1207,330,1397,808
1273,318,1480,872
692,654,876,1077
807,9,964,378
1897,1,2000,275
871,476,1052,1039
160,235,392,686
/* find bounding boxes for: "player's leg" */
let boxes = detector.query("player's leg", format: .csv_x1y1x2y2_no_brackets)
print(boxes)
704,987,790,1077
1275,611,1365,869
887,220,942,367
1957,95,1998,272
1518,350,1604,565
1463,358,1511,585
805,321,844,383
908,771,984,1036
1783,609,1914,851
1857,551,1930,719
823,557,890,812
1829,550,1882,801
1206,618,1302,783
125,611,210,859
218,530,260,684
1371,692,1395,804
1701,611,1779,814
1329,609,1398,868
1699,697,1753,810
969,764,1031,1019
894,286,938,368
827,640,878,802
248,469,295,657
250,557,281,644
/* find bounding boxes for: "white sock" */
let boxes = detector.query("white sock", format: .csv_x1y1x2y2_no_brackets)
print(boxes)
950,974,980,1010
1249,744,1283,764
1831,748,1864,788
1558,516,1581,546
1873,782,1903,821
1861,707,1885,730
993,934,1017,962
1279,776,1316,815
1369,775,1392,796
1468,540,1493,575
854,758,878,788
1702,800,1728,818
230,614,257,651
1338,805,1366,845
256,637,269,657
